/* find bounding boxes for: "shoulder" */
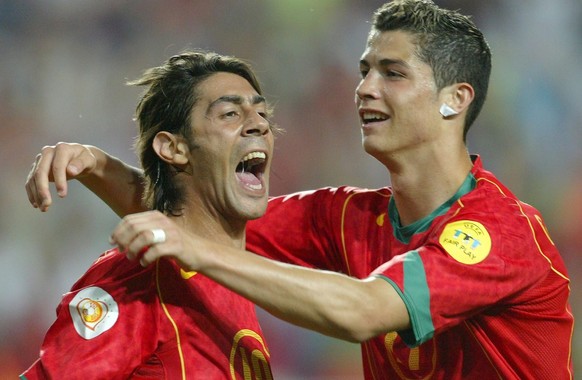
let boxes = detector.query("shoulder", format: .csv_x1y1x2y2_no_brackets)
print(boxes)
264,186,393,227
463,168,542,224
69,248,153,291
441,173,551,265
269,185,392,206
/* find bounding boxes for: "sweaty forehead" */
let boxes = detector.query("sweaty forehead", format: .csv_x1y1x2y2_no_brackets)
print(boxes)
199,72,260,102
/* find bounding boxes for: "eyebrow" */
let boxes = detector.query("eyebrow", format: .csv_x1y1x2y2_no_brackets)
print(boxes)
359,58,411,69
208,94,266,110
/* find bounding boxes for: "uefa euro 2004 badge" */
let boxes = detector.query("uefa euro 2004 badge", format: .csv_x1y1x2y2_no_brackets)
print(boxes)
69,286,119,339
439,220,491,264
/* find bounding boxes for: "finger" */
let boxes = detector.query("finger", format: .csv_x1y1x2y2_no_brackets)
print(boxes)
33,148,57,211
110,212,161,255
127,229,155,260
123,228,166,267
114,214,171,266
120,244,151,263
139,245,159,267
52,143,79,198
136,245,151,264
139,229,172,267
70,144,98,176
66,157,84,177
25,155,42,209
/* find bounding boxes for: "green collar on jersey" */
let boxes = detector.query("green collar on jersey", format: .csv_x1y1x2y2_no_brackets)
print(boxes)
389,172,477,244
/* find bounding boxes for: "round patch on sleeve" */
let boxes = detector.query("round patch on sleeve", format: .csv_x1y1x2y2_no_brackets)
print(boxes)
69,286,119,340
438,220,491,264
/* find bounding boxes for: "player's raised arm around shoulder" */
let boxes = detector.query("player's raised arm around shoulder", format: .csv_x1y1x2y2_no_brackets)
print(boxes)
25,142,147,217
198,249,412,343
112,212,411,343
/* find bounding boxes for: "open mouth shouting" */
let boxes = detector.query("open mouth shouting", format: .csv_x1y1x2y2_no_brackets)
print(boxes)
235,151,267,193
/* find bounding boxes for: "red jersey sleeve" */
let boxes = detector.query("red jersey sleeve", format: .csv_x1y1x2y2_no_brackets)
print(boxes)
21,250,161,379
372,179,569,349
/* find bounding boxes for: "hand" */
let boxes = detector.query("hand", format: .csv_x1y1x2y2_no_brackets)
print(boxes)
110,210,198,269
25,142,98,212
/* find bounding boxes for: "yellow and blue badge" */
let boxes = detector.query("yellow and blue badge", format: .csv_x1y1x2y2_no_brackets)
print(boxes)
439,220,491,264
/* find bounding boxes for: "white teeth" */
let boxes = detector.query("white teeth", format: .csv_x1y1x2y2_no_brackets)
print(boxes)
247,183,263,190
241,151,266,162
362,111,387,121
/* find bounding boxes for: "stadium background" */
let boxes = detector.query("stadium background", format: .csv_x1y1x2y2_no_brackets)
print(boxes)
1,0,580,378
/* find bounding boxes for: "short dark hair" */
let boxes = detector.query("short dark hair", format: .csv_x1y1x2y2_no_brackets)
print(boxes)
372,0,492,138
128,50,275,215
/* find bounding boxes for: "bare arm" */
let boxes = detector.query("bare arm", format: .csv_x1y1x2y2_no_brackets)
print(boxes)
111,211,411,343
25,142,147,217
193,240,410,342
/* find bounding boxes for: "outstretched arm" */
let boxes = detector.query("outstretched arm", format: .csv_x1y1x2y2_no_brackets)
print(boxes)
25,142,147,217
111,210,411,343
191,239,410,342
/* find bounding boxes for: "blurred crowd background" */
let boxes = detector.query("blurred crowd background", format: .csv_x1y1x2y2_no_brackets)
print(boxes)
1,0,580,378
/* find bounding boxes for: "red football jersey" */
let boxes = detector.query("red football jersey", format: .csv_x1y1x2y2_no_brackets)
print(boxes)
246,156,574,380
21,249,272,380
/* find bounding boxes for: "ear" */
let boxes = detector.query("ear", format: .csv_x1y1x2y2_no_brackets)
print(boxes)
439,82,475,118
152,131,189,165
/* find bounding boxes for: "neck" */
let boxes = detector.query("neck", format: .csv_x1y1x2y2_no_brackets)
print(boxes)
387,148,473,226
172,203,247,250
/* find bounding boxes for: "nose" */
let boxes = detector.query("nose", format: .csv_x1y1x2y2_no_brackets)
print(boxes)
242,111,270,136
355,72,381,101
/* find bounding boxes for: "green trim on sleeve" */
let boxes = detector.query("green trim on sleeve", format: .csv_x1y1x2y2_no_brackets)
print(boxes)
374,250,434,347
